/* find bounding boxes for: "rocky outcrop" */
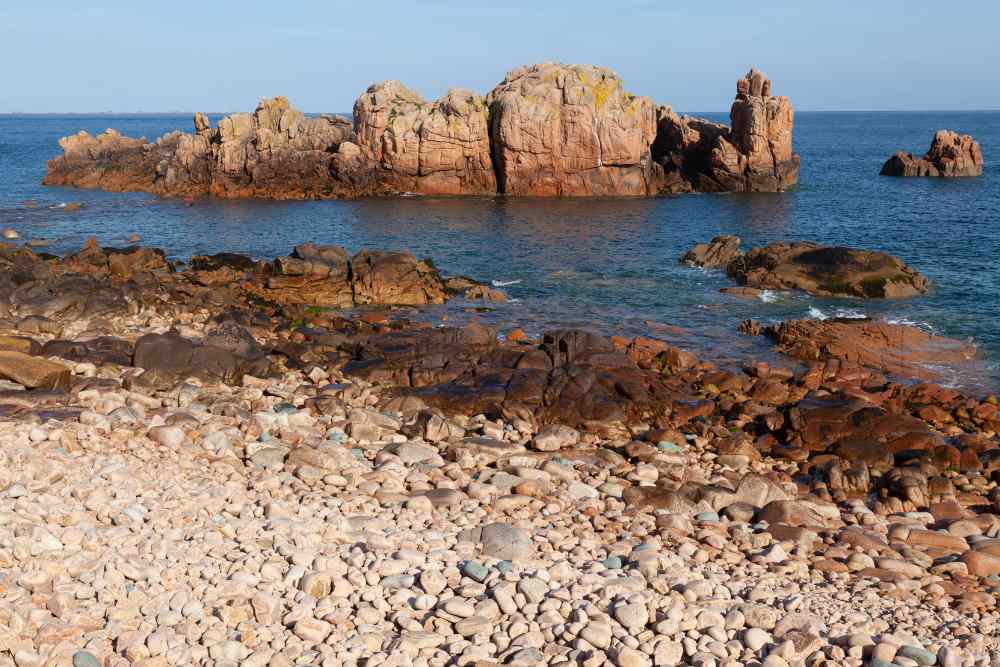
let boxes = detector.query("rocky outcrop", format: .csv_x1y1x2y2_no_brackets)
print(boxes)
45,98,356,199
45,63,799,199
652,69,799,193
754,318,977,381
350,83,496,195
682,239,929,298
486,62,658,196
881,130,984,178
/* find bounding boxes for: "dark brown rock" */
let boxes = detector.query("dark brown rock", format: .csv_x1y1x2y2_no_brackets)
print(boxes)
727,242,929,298
681,235,742,268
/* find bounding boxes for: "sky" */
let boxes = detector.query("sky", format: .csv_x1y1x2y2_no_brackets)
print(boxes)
3,1,999,114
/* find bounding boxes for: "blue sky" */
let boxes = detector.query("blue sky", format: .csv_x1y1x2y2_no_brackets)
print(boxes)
3,1,999,113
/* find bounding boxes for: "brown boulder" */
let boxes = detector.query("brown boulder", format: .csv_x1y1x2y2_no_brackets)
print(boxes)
350,251,447,306
960,550,1000,577
0,351,71,390
759,318,976,380
727,242,929,298
881,130,984,178
487,62,658,196
681,235,742,268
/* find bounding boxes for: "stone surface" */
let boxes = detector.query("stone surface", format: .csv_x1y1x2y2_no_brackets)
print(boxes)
0,350,71,389
487,62,658,196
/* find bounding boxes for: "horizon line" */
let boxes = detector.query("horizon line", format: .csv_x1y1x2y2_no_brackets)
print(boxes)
3,108,1000,117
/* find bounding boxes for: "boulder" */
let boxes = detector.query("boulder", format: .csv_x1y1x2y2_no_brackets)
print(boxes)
881,130,984,177
681,235,742,268
487,62,658,196
726,241,929,298
132,332,256,388
0,351,71,390
350,250,447,306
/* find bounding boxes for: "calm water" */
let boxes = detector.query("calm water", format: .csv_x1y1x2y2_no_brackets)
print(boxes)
1,111,998,391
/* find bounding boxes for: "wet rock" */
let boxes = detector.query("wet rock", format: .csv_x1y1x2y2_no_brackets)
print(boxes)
681,235,742,268
758,318,976,380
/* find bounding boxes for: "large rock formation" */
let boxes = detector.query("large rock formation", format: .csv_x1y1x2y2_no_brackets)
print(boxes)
486,62,659,196
881,130,984,178
652,69,799,193
349,82,496,195
44,63,800,199
45,98,356,199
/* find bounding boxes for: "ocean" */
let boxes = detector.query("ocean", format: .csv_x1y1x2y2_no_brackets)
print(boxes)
1,111,997,391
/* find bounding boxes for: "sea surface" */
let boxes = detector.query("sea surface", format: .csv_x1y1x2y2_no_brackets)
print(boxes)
1,111,998,392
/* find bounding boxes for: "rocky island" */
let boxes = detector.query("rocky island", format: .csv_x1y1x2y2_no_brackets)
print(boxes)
43,64,800,198
881,130,984,178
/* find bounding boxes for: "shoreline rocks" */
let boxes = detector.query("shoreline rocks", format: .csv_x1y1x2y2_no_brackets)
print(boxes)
44,63,800,199
751,317,978,381
881,130,984,178
0,239,999,665
33,95,995,659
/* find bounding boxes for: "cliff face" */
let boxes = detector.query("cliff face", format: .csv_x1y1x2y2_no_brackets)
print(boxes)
44,64,800,199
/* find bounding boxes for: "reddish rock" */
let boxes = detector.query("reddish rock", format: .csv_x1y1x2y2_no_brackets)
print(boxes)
45,64,798,199
881,130,984,178
960,550,1000,577
352,83,496,195
758,318,976,381
487,62,658,196
653,68,799,193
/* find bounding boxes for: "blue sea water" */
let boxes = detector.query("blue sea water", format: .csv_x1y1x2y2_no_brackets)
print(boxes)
0,111,998,391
